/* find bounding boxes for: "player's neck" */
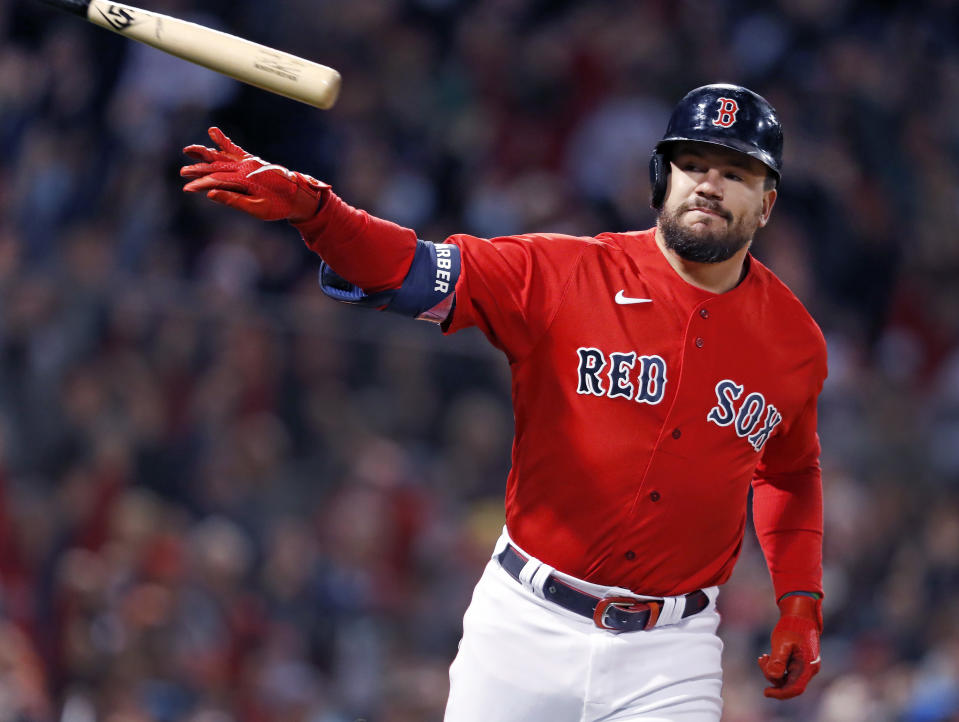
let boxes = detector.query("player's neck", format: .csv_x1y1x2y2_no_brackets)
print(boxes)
653,229,751,294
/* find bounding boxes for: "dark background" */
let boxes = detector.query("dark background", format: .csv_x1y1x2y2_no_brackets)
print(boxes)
1,0,957,719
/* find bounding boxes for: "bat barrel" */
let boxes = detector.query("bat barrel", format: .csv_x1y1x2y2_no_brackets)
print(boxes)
36,0,90,17
37,0,341,110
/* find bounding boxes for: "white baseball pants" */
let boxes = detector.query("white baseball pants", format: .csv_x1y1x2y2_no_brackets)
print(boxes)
445,534,724,721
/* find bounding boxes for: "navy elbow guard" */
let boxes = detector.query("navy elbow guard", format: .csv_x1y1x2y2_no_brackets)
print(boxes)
318,240,461,323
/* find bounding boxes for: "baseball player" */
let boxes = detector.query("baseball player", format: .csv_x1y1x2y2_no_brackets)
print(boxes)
181,83,825,721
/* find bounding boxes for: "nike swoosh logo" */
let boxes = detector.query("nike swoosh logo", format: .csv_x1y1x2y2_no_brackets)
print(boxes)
615,290,653,305
246,164,294,180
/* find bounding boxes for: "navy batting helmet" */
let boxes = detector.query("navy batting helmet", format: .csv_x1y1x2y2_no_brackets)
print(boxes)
649,84,783,209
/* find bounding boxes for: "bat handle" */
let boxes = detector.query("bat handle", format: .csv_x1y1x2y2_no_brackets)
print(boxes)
36,0,91,17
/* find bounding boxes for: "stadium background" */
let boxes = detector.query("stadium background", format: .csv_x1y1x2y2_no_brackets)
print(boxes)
1,0,958,719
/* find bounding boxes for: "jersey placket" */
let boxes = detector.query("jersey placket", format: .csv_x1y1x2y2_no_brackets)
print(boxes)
609,299,713,579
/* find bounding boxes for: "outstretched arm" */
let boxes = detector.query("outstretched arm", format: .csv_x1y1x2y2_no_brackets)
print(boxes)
179,127,585,346
180,127,418,294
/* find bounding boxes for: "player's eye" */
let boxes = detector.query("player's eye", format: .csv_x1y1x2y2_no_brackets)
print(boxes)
725,171,743,181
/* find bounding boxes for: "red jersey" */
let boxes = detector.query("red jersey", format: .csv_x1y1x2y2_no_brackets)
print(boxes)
296,195,826,600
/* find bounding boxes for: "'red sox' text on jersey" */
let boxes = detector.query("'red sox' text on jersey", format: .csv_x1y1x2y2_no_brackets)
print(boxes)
443,228,827,600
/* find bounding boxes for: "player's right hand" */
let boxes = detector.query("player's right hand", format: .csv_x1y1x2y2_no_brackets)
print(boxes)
180,127,329,223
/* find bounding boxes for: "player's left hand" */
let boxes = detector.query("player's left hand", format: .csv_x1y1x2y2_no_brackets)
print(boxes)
757,594,821,699
180,127,329,222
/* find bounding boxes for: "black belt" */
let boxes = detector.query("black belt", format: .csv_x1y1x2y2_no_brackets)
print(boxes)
496,544,709,632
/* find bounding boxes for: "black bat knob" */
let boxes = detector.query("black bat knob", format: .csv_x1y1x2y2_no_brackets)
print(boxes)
36,0,91,18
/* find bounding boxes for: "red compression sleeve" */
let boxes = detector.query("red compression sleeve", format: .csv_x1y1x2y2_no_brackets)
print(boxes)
751,393,824,600
752,471,823,600
292,190,418,293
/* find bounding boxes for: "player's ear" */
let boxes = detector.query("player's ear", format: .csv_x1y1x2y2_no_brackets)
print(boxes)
758,188,777,227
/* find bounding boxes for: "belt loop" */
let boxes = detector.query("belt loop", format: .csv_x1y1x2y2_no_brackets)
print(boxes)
654,596,683,627
530,563,554,599
518,558,555,599
517,558,542,595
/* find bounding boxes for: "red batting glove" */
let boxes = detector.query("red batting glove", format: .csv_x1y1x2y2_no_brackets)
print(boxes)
180,127,329,222
757,595,822,699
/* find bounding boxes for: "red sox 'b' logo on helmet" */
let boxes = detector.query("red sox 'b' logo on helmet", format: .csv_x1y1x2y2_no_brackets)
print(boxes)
713,98,739,128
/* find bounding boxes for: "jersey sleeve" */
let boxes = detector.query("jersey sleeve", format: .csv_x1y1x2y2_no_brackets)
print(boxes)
442,233,590,362
751,384,825,601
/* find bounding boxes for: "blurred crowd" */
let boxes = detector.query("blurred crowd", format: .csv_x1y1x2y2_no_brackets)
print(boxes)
1,0,958,720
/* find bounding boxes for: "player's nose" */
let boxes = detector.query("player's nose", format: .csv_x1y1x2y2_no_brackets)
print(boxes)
694,168,724,198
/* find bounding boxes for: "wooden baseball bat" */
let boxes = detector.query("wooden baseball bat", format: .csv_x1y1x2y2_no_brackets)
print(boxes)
37,0,341,109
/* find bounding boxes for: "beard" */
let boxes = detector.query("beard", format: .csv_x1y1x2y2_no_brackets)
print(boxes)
658,197,760,264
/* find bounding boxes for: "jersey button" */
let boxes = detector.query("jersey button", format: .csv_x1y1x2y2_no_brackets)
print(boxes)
695,337,704,348
700,308,710,319
624,550,636,561
672,428,681,439
649,491,661,502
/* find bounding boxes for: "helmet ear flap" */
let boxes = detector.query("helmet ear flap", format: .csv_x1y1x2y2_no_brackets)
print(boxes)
649,152,668,210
